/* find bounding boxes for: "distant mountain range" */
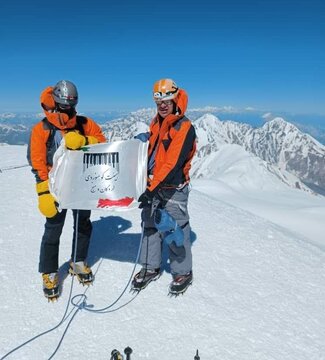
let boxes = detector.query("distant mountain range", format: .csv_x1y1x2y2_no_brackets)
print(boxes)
1,109,325,195
0,111,128,144
1,108,325,144
100,109,325,195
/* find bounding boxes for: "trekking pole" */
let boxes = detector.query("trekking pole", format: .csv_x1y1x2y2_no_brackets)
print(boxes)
124,346,133,360
194,349,200,360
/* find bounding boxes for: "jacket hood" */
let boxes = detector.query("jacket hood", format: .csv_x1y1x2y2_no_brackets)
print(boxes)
174,88,188,116
40,86,77,130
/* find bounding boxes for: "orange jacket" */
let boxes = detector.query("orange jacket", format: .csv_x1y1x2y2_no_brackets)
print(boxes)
147,89,196,192
28,86,106,182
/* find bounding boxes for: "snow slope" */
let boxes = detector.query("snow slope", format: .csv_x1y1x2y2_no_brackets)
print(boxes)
0,145,324,360
191,143,325,249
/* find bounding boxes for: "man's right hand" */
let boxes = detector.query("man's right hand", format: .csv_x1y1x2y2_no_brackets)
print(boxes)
64,130,99,150
36,180,58,218
64,131,87,150
138,188,158,209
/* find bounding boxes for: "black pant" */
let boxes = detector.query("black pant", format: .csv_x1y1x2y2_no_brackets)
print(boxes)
39,209,92,273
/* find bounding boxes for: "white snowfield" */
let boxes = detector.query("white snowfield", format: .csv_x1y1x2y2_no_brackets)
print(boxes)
0,145,324,360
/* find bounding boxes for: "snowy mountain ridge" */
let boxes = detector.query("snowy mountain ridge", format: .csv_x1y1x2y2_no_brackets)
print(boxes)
101,113,325,195
1,109,325,194
191,143,311,193
194,114,325,193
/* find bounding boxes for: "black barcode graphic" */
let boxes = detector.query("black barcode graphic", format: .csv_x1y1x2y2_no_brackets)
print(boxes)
83,152,119,171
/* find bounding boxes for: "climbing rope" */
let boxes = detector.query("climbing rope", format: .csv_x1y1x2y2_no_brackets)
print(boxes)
1,213,143,359
0,211,81,360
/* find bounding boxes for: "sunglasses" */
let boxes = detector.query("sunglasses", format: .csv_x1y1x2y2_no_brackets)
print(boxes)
155,100,174,106
57,103,75,110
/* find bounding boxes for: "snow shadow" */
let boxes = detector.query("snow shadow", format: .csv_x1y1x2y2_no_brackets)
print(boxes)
85,215,197,274
87,215,139,267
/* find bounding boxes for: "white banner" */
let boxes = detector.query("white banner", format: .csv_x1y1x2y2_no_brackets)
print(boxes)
49,140,148,210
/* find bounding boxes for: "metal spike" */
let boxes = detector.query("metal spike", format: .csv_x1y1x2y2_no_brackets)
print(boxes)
194,349,200,360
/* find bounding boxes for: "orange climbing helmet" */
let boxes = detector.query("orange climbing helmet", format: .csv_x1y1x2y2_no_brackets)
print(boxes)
153,79,179,102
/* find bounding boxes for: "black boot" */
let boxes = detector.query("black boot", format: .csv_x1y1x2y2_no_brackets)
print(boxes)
131,267,160,291
169,271,193,295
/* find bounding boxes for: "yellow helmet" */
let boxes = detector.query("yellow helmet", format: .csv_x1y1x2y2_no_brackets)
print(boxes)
153,79,179,101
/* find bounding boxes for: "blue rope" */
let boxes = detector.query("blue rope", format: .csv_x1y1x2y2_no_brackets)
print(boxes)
48,307,81,360
1,214,144,359
48,222,144,358
0,211,81,360
71,227,142,314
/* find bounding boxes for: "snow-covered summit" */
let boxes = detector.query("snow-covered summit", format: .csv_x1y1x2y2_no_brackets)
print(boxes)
191,143,310,193
191,114,325,194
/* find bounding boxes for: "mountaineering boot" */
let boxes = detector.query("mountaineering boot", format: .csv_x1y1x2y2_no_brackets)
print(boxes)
169,271,193,295
69,261,94,285
42,272,59,301
131,267,160,291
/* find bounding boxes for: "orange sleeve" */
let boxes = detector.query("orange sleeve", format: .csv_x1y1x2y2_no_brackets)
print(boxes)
83,117,106,143
29,122,50,182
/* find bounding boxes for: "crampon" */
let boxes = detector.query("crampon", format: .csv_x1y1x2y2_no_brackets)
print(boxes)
168,272,193,297
69,261,94,286
131,268,160,293
42,272,59,302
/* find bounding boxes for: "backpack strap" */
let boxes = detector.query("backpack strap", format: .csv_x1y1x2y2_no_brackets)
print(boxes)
42,117,56,150
38,116,89,168
75,115,87,136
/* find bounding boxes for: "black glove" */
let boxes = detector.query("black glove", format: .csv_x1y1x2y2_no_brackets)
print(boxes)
138,189,156,209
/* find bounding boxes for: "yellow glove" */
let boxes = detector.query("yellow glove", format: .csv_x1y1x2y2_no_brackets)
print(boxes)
64,131,86,150
36,180,58,218
64,131,99,150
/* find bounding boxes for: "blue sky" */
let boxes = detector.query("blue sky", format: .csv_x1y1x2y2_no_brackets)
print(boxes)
0,0,324,114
